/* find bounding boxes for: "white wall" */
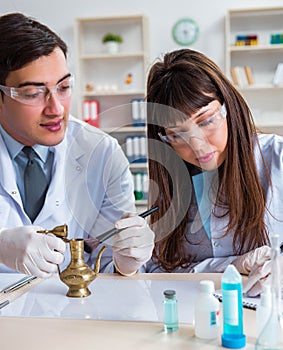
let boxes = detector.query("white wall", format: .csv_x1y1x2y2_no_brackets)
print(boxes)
1,0,282,114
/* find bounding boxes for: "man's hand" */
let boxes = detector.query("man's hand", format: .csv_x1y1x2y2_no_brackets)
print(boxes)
112,215,155,276
0,226,66,278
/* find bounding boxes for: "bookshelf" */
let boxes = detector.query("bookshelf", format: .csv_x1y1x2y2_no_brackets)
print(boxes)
74,15,150,209
225,7,283,134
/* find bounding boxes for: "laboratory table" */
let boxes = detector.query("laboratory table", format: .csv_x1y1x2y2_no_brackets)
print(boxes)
0,273,258,350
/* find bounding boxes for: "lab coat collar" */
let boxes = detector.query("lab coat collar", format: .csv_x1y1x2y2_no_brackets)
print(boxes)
0,125,50,162
0,134,23,206
0,125,23,160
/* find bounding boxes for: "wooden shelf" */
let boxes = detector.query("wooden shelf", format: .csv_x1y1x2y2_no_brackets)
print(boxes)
237,84,283,91
225,7,283,132
130,162,148,170
135,200,148,206
83,90,145,97
80,52,147,60
229,44,283,52
76,14,146,23
74,14,150,201
101,126,145,133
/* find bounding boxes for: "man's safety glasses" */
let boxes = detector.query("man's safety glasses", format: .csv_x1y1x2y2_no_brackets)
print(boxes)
0,74,74,106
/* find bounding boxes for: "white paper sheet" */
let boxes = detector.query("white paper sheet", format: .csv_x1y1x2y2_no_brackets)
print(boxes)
0,274,202,323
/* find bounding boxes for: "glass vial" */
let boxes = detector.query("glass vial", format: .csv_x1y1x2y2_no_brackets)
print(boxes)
256,285,272,337
194,280,220,339
255,233,283,350
163,289,179,333
221,264,246,349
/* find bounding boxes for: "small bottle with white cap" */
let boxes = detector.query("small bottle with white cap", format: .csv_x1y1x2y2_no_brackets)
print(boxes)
194,280,220,339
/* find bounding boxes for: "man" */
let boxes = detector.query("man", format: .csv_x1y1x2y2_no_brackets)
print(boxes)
0,12,154,278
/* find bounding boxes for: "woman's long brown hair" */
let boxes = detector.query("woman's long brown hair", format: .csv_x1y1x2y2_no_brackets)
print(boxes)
146,49,270,271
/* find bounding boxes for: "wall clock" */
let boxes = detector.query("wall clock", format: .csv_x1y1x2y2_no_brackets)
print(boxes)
172,18,199,46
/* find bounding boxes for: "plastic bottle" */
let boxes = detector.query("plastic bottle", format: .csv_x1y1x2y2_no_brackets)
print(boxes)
221,264,246,349
255,233,283,350
256,285,272,337
163,289,179,333
194,280,220,339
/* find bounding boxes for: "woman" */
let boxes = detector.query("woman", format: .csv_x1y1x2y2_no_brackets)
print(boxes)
145,49,283,295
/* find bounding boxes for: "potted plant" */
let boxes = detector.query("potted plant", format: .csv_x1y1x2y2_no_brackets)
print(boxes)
102,33,123,54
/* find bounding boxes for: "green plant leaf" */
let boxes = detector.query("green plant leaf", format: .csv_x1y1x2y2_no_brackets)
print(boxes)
102,33,123,43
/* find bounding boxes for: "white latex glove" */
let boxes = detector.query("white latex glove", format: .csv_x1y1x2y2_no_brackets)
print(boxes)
232,246,271,275
0,226,66,278
242,260,271,297
112,215,155,276
242,255,283,297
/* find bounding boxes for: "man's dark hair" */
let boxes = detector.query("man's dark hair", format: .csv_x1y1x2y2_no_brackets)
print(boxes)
0,12,68,85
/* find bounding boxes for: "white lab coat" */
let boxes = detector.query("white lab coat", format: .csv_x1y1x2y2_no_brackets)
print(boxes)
0,116,135,273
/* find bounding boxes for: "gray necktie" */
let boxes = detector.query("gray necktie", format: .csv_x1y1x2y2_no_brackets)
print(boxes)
23,146,48,222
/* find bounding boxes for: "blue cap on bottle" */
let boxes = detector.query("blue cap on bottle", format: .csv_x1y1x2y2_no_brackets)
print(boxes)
221,333,246,348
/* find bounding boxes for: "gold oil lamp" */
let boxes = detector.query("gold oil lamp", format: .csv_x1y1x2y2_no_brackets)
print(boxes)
59,238,107,298
37,225,107,298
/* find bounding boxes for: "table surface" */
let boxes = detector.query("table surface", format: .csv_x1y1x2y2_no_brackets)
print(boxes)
0,273,259,350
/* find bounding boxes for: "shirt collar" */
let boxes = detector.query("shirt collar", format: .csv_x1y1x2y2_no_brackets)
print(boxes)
0,125,50,162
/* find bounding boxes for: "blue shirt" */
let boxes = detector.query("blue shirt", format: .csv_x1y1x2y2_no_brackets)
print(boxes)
0,126,54,205
192,171,214,239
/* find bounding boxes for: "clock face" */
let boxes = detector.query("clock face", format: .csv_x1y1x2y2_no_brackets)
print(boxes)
172,18,199,46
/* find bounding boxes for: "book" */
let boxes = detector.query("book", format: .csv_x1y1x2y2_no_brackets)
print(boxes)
0,275,202,323
230,67,239,86
82,100,100,127
230,66,249,87
273,63,283,86
244,66,254,85
214,290,259,310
